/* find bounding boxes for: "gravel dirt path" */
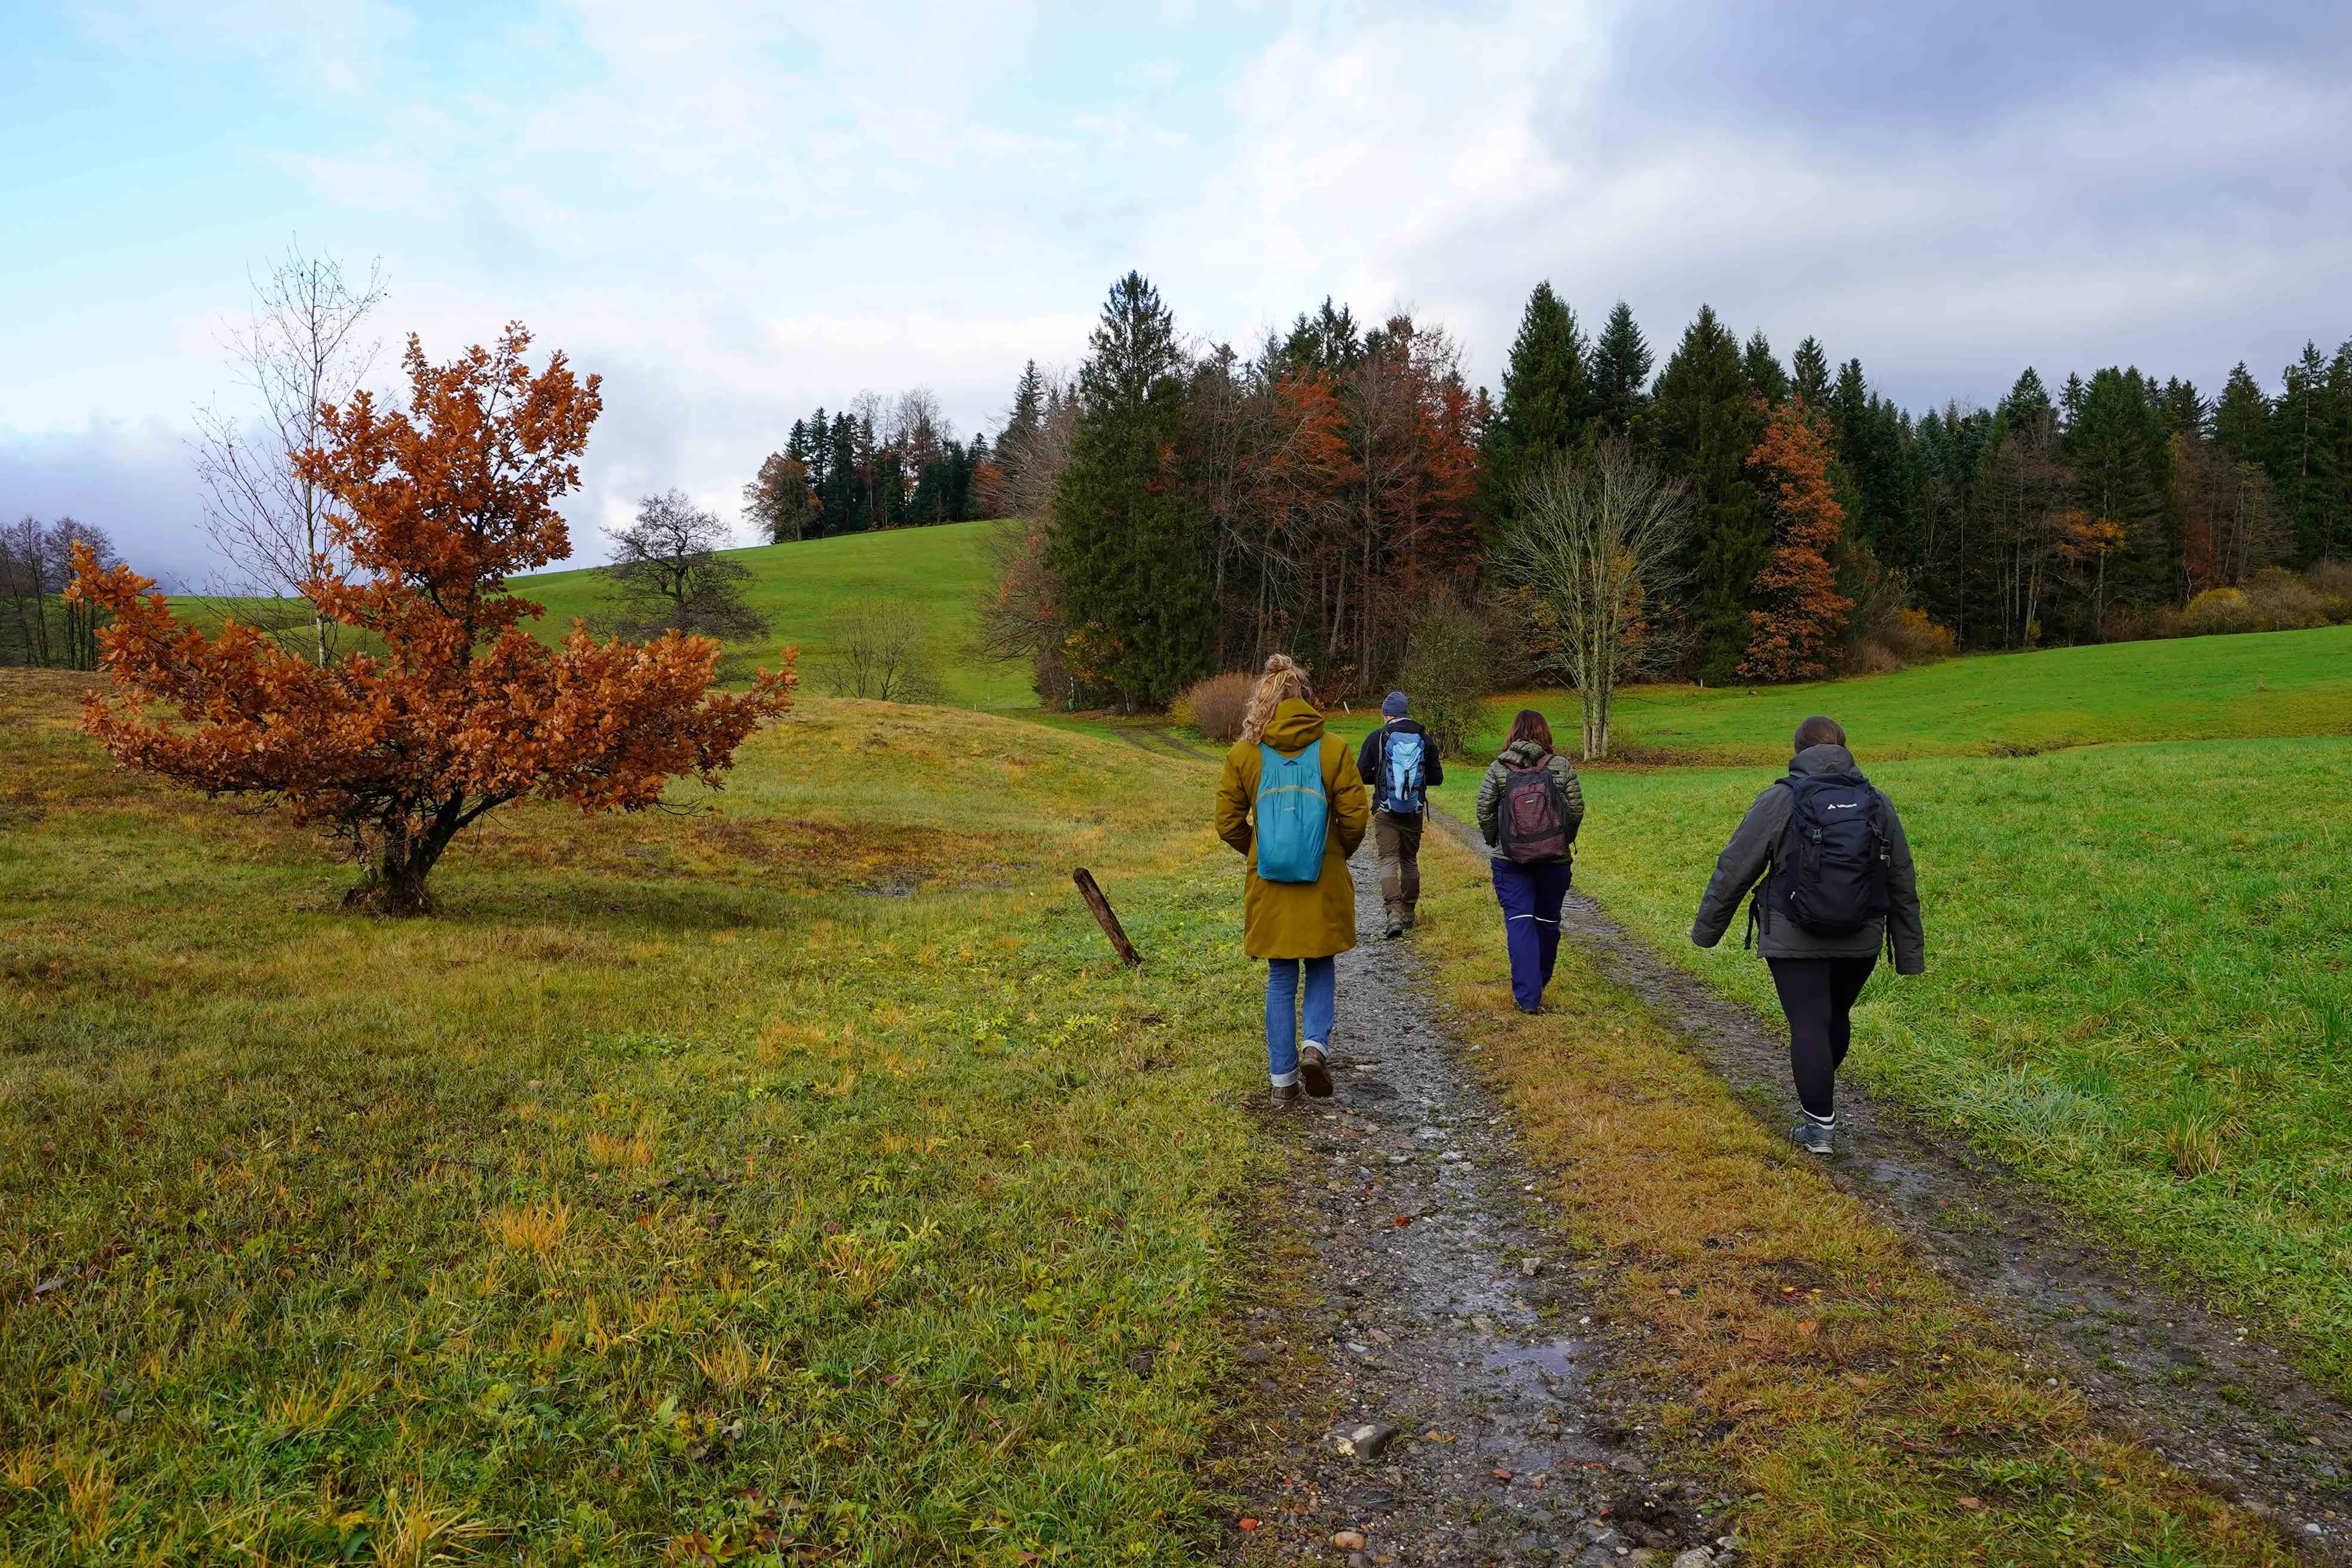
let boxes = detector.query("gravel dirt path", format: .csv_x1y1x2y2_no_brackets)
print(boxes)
1224,848,1736,1568
1419,807,2352,1561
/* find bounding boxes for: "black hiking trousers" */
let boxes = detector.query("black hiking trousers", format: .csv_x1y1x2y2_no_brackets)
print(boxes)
1765,953,1879,1122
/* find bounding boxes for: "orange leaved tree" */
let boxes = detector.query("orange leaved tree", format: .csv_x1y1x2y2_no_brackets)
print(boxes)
68,324,795,915
1738,398,1852,682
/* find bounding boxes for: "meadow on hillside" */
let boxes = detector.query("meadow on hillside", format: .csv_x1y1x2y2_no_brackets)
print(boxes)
0,674,1250,1564
1401,637,2352,1395
1322,622,2352,766
511,521,1028,710
177,520,1033,712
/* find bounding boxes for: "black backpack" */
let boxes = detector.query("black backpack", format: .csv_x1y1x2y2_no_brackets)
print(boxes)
1754,773,1891,939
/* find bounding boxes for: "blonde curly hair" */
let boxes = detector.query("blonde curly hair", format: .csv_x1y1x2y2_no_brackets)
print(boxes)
1239,654,1311,745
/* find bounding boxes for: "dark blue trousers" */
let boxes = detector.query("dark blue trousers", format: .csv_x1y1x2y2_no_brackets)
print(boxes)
1491,859,1572,1011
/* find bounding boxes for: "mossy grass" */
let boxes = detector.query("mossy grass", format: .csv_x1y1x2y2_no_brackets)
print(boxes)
1,674,1255,1564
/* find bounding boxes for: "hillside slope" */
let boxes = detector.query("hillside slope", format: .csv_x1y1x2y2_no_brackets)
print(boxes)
513,519,1030,709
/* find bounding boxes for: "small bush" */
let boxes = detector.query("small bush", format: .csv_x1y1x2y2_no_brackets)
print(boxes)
1846,607,1953,674
1172,671,1254,743
1400,590,1499,758
2244,568,2335,630
819,600,945,702
2305,558,2352,602
2177,587,2264,638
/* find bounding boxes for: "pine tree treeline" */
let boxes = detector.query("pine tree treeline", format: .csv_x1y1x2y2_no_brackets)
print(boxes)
1463,289,2352,678
999,274,1483,708
991,274,2352,708
743,390,997,542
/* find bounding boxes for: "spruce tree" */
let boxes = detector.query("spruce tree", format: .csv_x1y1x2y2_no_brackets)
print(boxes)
1047,272,1211,705
1278,298,1364,375
999,360,1046,498
2158,377,2207,437
1827,359,1920,572
2273,342,2347,564
1791,336,1832,408
1588,301,1652,437
2328,340,2352,563
2066,367,2170,608
2213,363,2271,468
1650,305,1768,683
1999,369,2053,424
1482,281,1594,533
1741,329,1789,404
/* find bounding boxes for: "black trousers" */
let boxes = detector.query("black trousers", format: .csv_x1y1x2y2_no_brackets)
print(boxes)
1765,954,1879,1120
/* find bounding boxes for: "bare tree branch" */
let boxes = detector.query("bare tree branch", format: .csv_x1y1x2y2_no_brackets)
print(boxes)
194,241,387,665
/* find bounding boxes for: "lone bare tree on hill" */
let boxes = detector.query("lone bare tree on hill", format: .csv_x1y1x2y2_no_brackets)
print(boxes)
602,491,771,642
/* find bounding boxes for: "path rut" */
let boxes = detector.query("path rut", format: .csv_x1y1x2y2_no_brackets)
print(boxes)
1226,849,1735,1567
1422,807,2352,1560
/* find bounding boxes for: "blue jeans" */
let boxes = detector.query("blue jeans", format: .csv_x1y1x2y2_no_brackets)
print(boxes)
1492,859,1572,1011
1265,957,1336,1087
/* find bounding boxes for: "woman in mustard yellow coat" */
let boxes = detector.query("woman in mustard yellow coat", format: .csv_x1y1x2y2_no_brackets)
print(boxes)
1214,654,1370,1107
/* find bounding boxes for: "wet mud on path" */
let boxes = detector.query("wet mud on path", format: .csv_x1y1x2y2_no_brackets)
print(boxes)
1414,810,2352,1560
1224,852,1735,1567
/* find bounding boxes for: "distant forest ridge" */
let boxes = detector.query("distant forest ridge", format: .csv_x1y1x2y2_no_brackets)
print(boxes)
740,288,2352,683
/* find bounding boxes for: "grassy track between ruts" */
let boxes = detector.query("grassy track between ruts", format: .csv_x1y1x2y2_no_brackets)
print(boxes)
1548,741,2352,1396
1,672,1257,1565
177,518,1032,711
1408,827,2294,1566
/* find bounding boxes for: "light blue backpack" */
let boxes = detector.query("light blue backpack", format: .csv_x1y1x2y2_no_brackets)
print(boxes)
1382,728,1427,814
1254,742,1329,882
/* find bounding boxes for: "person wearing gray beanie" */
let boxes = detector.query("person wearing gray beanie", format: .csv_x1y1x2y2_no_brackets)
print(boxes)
1358,691,1443,938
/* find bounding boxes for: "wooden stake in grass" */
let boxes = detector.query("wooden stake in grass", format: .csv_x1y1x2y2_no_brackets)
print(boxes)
1072,868,1143,966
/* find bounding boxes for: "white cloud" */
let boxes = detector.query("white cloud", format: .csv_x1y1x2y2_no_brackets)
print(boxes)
13,0,2352,575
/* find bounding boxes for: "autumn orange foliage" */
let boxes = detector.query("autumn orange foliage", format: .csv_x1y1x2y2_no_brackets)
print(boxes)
68,324,795,914
1738,399,1852,682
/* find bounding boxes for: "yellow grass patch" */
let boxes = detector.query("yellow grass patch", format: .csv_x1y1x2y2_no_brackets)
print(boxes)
484,1198,572,1254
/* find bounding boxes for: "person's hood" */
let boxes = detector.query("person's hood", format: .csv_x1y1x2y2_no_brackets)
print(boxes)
1501,737,1549,767
1383,717,1429,736
1261,697,1326,754
1790,742,1860,778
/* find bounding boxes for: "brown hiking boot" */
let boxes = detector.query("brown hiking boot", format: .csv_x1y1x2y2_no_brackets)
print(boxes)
1270,1082,1303,1110
1298,1043,1334,1098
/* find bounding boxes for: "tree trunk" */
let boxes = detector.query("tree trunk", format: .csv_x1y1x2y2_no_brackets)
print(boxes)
344,797,476,916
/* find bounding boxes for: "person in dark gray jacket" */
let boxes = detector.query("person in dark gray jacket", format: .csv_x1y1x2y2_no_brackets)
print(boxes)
1691,714,1925,1154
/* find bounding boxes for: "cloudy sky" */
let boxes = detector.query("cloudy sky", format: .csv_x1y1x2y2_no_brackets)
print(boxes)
5,0,2349,584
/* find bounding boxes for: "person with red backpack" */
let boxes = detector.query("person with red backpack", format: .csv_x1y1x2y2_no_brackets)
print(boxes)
1690,715,1926,1154
1214,654,1371,1108
1475,709,1585,1014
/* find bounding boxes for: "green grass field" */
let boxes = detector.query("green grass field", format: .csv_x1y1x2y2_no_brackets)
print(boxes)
1408,635,2352,1396
1560,743,2352,1387
178,520,1035,712
1318,623,2352,768
0,674,1254,1564
514,520,1030,710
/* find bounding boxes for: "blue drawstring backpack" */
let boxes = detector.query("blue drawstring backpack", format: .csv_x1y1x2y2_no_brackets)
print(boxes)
1254,742,1329,882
